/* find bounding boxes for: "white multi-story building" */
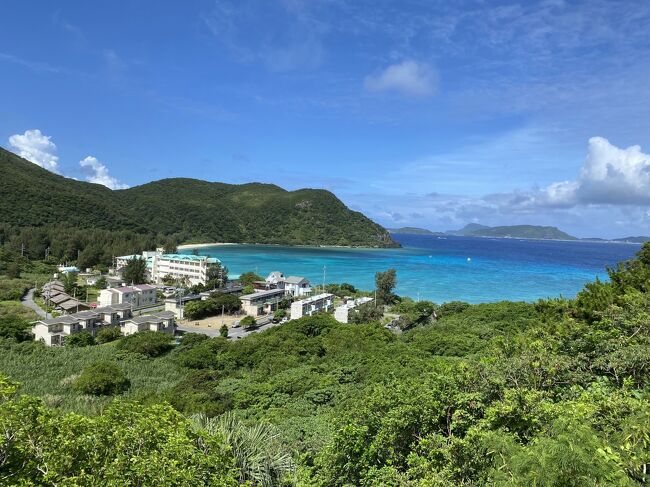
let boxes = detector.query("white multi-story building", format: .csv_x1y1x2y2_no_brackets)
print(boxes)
115,250,221,287
290,293,334,320
334,297,374,323
99,284,157,308
150,253,220,286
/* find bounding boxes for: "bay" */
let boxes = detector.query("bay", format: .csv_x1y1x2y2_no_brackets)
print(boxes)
182,234,641,303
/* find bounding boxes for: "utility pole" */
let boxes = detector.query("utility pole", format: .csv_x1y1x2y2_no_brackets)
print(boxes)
322,265,326,294
45,247,50,260
20,243,25,257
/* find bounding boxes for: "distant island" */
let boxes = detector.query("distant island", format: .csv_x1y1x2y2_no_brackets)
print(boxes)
389,223,576,240
447,224,577,240
389,223,650,243
387,227,444,236
612,236,650,244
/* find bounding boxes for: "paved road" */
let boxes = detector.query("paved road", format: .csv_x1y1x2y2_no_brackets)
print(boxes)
21,288,47,318
177,319,282,340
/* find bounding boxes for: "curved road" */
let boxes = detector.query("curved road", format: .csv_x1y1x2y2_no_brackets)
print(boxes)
21,288,47,318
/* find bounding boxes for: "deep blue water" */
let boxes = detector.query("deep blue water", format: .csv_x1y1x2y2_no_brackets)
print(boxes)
184,235,640,303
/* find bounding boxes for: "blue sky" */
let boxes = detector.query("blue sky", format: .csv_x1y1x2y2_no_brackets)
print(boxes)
2,0,650,238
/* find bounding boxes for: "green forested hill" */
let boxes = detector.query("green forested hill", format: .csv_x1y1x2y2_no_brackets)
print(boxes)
0,147,395,248
470,224,576,240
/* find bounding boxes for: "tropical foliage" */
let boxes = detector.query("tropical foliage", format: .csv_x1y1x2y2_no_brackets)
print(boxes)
1,243,650,484
0,146,396,269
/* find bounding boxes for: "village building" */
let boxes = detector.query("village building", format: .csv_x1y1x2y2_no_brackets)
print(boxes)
240,289,285,316
265,272,312,297
58,299,91,314
98,284,157,308
290,293,334,320
121,311,175,336
115,250,221,286
334,297,374,323
31,304,135,346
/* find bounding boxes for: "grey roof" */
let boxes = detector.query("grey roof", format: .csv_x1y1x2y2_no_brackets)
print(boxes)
44,280,64,287
59,300,90,311
73,310,100,319
37,315,79,326
125,311,174,325
240,288,286,300
284,276,309,285
96,303,132,313
49,294,71,304
43,284,65,293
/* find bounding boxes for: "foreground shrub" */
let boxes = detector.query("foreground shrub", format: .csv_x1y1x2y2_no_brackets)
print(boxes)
1,375,238,485
117,331,174,357
74,361,130,395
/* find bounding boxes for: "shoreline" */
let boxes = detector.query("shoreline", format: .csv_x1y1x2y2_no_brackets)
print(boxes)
177,242,239,250
178,242,399,251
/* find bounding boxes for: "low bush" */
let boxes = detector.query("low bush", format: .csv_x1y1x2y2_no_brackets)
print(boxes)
117,331,174,357
65,331,95,347
73,361,130,395
96,326,122,344
0,315,32,342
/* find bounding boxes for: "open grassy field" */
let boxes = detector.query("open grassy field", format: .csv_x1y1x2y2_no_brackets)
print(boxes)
0,340,187,414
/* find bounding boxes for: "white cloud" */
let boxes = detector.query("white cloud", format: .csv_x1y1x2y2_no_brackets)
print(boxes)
507,137,650,209
79,156,128,190
8,129,60,173
364,60,437,97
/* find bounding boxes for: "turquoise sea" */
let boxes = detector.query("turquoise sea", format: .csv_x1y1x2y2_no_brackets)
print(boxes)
183,234,641,303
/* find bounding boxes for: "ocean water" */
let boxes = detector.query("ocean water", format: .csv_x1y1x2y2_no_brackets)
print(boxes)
184,235,641,303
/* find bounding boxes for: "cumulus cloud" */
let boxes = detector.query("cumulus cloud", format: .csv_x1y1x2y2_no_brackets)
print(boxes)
79,156,128,190
8,129,60,172
364,60,437,97
505,137,650,210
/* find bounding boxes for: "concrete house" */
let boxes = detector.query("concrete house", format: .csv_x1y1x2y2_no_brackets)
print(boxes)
290,293,334,320
240,289,285,316
334,297,374,323
32,315,85,346
282,276,312,297
99,284,157,308
265,272,312,297
121,311,176,336
31,305,134,346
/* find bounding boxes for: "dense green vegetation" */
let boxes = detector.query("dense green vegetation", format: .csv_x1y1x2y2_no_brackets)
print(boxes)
185,293,242,320
0,147,396,268
1,244,650,484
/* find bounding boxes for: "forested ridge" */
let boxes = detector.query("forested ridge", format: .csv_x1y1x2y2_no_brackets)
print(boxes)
1,245,649,484
0,147,396,262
